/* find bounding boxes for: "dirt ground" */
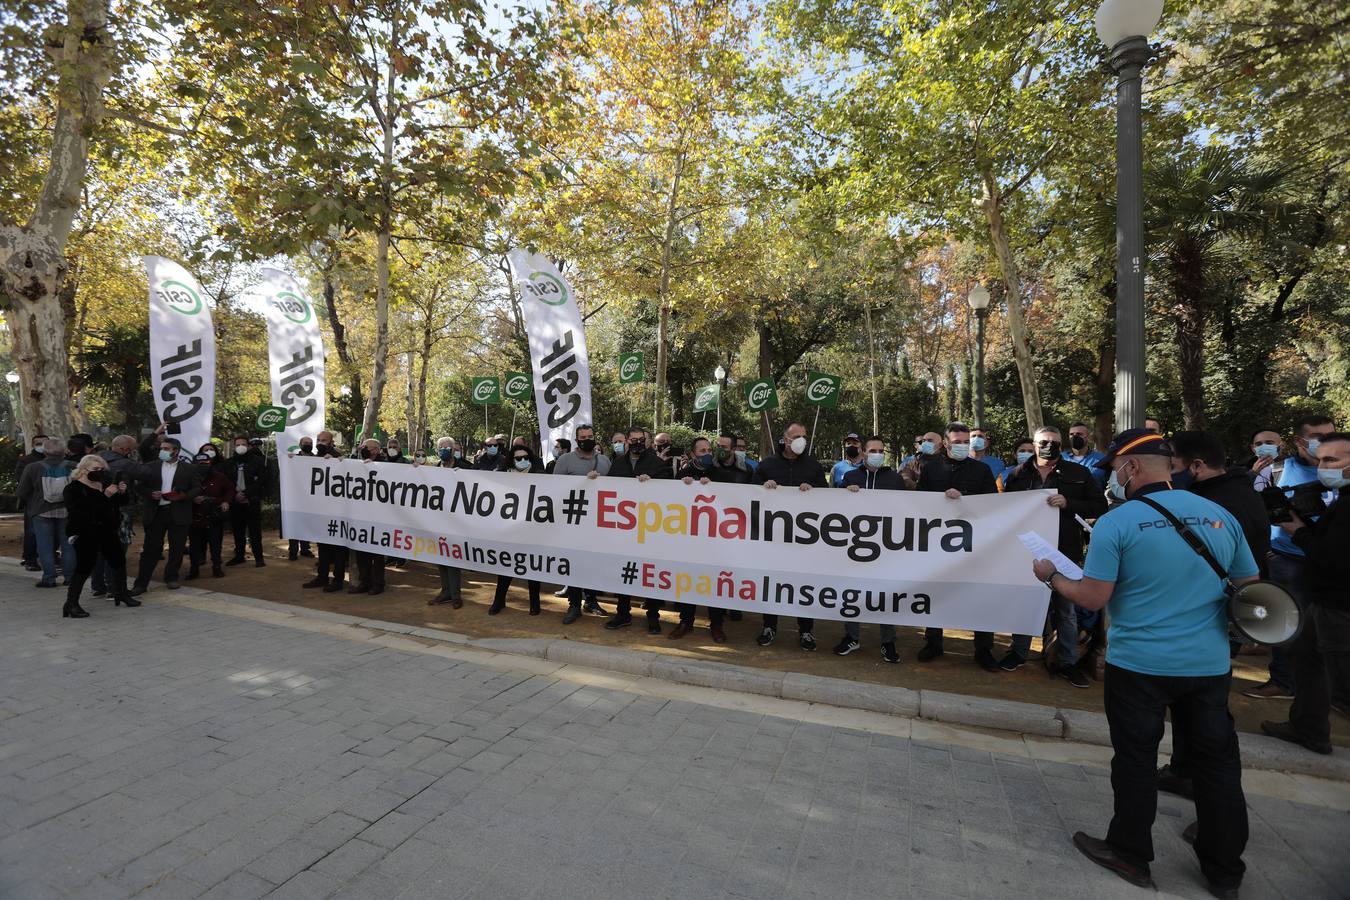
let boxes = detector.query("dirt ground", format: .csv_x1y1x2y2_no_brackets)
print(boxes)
5,516,1343,747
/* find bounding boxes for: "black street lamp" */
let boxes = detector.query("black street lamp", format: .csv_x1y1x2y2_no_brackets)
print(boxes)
967,285,991,429
1097,0,1163,432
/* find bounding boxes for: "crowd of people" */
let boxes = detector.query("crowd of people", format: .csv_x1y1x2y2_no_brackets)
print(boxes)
12,412,1348,897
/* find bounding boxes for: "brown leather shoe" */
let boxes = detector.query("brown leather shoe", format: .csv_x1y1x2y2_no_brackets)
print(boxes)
1072,832,1153,888
667,622,692,640
451,596,463,609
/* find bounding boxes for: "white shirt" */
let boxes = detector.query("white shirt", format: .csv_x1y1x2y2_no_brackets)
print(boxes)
160,461,177,504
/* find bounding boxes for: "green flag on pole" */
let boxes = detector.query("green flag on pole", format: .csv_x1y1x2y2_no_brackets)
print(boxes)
742,377,779,412
255,404,289,433
692,383,720,413
618,351,645,384
470,376,501,405
503,370,531,401
804,371,842,408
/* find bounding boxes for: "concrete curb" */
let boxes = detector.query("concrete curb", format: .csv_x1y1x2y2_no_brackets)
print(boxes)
4,557,1346,782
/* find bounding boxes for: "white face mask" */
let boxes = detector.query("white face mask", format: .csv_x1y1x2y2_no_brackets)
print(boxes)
949,443,971,460
970,436,986,452
866,452,885,468
234,444,248,454
1253,443,1279,459
788,436,807,455
1016,450,1033,465
1316,465,1348,489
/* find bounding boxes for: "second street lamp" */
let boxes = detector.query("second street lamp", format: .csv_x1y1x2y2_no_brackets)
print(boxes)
1097,0,1163,431
967,285,991,430
713,365,726,436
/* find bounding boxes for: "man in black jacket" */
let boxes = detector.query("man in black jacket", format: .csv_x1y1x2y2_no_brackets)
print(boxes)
1261,432,1349,756
917,422,999,670
475,434,509,471
1003,425,1108,686
15,433,47,570
668,437,728,642
227,436,269,567
835,436,912,662
1170,431,1269,573
303,431,349,593
131,436,203,592
603,427,673,632
287,437,315,561
710,433,752,484
754,422,828,651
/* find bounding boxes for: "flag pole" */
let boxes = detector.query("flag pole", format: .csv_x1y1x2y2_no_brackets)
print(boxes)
809,406,820,455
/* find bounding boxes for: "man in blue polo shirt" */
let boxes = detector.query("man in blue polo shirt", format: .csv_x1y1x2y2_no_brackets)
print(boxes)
830,432,863,487
1031,429,1256,898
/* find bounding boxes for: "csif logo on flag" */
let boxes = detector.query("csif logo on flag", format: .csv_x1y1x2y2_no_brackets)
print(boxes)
805,371,841,408
271,291,312,325
158,280,203,316
522,271,569,306
693,384,719,412
503,370,531,401
255,404,289,433
618,352,644,384
743,377,779,412
471,376,501,405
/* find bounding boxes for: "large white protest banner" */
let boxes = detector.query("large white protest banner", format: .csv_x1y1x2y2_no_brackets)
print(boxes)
255,267,325,452
145,256,216,452
280,458,1059,632
506,250,593,460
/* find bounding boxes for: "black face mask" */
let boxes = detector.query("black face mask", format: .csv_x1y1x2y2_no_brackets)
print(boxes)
844,445,860,459
315,443,331,457
359,447,372,460
1069,434,1087,451
630,440,646,453
577,439,596,453
91,470,114,486
1037,442,1061,461
299,444,313,455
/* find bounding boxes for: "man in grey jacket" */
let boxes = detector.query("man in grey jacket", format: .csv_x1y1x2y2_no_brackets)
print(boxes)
17,438,77,588
550,423,608,622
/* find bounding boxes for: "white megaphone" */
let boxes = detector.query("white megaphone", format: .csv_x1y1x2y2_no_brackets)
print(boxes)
1227,581,1302,646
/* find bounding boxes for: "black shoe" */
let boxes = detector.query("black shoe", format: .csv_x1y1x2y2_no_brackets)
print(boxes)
1072,832,1153,889
583,600,606,616
300,548,315,558
35,580,57,589
562,605,582,625
1157,763,1194,800
604,613,633,630
646,618,661,635
1260,720,1332,755
756,626,776,647
1061,665,1091,689
212,565,224,577
22,561,40,572
799,632,817,651
255,559,265,568
488,599,505,616
302,577,328,589
975,648,999,672
226,557,246,567
63,603,90,619
368,586,384,596
347,583,370,594
114,595,141,608
288,551,298,561
833,637,861,656
186,566,200,581
998,651,1025,672
322,582,344,593
129,584,148,597
917,642,943,662
165,581,180,590
881,642,900,664
91,589,108,599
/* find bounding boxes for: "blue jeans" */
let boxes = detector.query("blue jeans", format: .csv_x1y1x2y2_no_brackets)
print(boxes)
1011,592,1079,666
34,516,73,584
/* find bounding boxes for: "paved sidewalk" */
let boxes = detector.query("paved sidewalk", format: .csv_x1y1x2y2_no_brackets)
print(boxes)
0,573,1346,899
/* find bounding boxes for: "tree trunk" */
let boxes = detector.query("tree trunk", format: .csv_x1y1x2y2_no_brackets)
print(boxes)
416,321,432,450
653,154,685,430
0,0,112,441
863,302,879,434
360,16,398,441
979,169,1043,434
1174,304,1206,430
1094,287,1117,448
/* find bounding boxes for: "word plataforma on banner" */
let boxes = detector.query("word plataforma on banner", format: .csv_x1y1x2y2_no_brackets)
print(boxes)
279,458,1059,633
255,268,325,453
144,256,216,452
506,249,594,460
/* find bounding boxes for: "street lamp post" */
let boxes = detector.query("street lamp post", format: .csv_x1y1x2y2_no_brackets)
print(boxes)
714,365,726,436
966,286,990,429
5,370,20,441
1097,0,1162,432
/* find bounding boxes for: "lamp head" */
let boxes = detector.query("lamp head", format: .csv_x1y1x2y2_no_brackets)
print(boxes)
967,285,991,311
1095,0,1163,49
4,371,18,385
714,365,726,381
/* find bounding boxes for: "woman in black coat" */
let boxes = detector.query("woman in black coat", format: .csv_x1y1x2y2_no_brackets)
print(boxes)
62,454,136,618
488,445,543,615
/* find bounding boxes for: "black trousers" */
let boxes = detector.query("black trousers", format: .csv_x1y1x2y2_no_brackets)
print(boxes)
288,538,312,557
136,510,189,585
1104,663,1247,888
678,603,725,627
924,627,993,651
615,595,661,621
1288,604,1350,744
22,513,37,562
229,501,264,560
189,521,225,568
763,615,814,634
352,550,385,589
318,543,348,585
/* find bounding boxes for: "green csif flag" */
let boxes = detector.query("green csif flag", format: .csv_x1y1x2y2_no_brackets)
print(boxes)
692,383,720,413
503,370,531,401
804,371,842,408
742,377,779,412
470,376,501,405
255,404,289,433
618,351,645,384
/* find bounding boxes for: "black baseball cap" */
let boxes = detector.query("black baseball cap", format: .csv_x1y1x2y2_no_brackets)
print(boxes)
1096,428,1173,469
844,432,861,441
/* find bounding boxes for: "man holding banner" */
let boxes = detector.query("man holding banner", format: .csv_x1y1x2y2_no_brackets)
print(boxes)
754,422,827,651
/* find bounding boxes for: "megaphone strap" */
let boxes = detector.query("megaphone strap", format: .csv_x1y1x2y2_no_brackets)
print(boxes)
1132,494,1233,585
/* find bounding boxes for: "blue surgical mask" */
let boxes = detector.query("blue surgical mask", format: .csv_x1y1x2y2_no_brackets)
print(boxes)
1306,438,1321,455
970,436,986,452
1107,466,1132,501
486,445,498,456
866,452,885,468
1171,468,1195,490
453,450,463,460
697,453,714,468
949,443,971,461
514,459,530,471
919,440,935,456
438,448,454,462
734,450,747,463
613,442,626,455
1016,451,1033,465
159,449,174,462
1254,443,1279,459
1317,466,1348,490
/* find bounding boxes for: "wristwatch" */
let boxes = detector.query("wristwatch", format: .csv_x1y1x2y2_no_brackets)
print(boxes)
1041,570,1058,590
